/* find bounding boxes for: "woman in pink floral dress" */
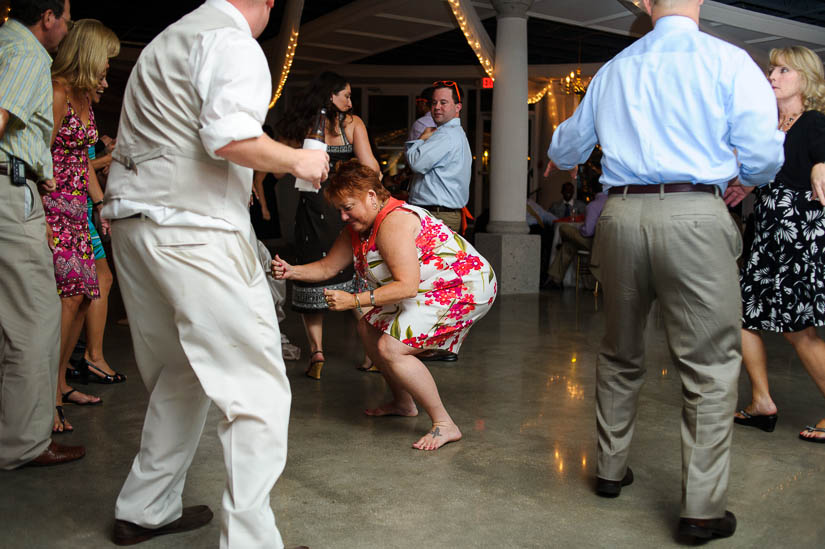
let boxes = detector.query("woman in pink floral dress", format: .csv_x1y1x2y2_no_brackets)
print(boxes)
273,160,496,450
44,20,119,431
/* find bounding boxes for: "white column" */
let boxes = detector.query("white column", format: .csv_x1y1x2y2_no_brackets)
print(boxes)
487,0,533,234
475,0,539,294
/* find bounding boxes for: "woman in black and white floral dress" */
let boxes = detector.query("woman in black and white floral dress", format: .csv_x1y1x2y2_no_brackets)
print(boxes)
734,46,825,443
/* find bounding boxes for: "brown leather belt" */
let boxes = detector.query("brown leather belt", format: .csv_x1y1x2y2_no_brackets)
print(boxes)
608,183,718,195
0,162,40,182
415,204,459,213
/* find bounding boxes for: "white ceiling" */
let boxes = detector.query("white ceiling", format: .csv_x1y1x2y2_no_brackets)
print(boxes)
266,0,825,82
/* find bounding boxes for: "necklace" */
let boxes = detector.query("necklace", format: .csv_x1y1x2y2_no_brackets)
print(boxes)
779,111,803,132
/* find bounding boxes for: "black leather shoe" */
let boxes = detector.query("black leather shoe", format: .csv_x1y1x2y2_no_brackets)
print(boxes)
678,511,736,540
595,467,633,498
113,505,214,546
418,351,458,362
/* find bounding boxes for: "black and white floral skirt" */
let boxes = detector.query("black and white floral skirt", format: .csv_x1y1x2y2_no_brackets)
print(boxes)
740,184,825,332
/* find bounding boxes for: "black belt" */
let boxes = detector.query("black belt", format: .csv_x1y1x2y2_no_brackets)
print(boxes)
608,183,718,195
0,162,40,182
415,204,460,213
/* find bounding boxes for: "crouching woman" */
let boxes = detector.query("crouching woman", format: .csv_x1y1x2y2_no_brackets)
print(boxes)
273,159,497,450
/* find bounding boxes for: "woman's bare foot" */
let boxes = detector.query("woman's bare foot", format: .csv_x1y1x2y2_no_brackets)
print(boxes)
61,387,102,405
799,418,825,442
364,401,418,417
412,421,462,451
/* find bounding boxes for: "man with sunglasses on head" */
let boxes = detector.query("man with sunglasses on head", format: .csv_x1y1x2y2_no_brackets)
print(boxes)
405,79,472,363
406,80,471,235
0,0,86,470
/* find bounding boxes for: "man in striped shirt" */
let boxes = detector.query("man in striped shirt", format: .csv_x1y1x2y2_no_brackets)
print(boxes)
0,0,85,469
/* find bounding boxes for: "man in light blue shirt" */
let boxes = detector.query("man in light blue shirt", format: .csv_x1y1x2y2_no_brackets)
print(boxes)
406,80,472,234
548,0,784,541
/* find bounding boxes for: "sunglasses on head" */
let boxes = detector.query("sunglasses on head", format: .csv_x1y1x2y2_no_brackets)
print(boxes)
432,80,461,103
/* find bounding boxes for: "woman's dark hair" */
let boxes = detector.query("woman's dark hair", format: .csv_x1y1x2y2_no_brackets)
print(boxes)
325,159,388,204
275,71,350,144
10,0,65,26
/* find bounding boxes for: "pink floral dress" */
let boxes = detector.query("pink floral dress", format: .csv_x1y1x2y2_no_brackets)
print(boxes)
352,199,497,352
42,101,100,299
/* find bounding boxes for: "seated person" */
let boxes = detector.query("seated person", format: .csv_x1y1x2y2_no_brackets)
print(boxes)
526,197,557,285
545,183,607,288
549,181,587,219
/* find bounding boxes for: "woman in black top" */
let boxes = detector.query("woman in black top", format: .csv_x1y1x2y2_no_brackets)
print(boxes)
276,72,381,379
735,46,825,443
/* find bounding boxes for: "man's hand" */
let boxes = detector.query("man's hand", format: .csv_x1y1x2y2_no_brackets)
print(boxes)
291,149,329,190
38,178,56,194
811,162,825,206
723,178,754,207
419,127,436,141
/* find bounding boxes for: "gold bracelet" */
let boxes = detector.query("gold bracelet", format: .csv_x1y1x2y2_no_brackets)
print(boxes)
354,293,363,314
369,289,376,306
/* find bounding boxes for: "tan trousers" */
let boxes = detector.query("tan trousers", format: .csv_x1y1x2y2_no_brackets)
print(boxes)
430,210,461,233
0,175,60,470
589,191,742,519
111,218,291,548
548,223,593,284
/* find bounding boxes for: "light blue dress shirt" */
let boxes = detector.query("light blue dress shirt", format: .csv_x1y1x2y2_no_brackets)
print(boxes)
549,16,785,192
406,117,472,209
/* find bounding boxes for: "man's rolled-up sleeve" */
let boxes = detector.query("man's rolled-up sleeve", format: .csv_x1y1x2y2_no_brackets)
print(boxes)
190,29,272,158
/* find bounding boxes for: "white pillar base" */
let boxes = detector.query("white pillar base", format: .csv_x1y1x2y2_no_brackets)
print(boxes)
475,232,540,295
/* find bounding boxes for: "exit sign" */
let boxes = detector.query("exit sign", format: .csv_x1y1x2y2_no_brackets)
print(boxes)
482,77,494,89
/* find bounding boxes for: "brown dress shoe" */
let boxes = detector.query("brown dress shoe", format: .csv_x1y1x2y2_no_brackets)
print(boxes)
112,505,214,546
26,441,85,466
678,510,737,540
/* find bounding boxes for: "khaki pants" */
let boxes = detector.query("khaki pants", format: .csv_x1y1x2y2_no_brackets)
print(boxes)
111,218,291,548
590,191,742,519
0,175,60,469
548,223,592,284
431,210,461,233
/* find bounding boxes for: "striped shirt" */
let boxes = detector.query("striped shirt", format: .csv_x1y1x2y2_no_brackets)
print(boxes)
0,19,54,180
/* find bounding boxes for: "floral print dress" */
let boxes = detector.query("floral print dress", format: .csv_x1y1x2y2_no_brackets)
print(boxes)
352,199,497,352
42,101,100,299
740,110,825,332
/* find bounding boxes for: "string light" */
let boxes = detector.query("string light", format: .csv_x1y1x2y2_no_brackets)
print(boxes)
447,0,495,80
269,30,299,108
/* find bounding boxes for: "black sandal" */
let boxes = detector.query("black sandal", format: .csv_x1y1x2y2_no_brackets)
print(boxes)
733,409,777,432
53,406,73,433
85,360,126,384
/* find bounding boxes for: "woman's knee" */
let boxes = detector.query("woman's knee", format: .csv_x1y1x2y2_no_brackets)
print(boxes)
782,327,817,346
96,260,113,294
61,294,84,311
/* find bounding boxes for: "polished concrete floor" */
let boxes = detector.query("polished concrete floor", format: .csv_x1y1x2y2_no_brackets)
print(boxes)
2,287,825,548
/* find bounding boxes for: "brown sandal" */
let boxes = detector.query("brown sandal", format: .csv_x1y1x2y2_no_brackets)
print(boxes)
306,350,324,380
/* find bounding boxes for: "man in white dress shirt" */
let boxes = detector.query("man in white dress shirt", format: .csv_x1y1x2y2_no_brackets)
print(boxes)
102,1,327,547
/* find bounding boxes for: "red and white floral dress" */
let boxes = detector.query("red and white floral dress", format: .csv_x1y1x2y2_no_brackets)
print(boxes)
351,199,497,353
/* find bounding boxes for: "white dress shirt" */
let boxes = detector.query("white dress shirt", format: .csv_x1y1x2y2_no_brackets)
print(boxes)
103,0,270,231
549,16,784,192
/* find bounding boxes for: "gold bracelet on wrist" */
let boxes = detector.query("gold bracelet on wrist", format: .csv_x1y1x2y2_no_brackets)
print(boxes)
354,293,363,314
369,289,376,306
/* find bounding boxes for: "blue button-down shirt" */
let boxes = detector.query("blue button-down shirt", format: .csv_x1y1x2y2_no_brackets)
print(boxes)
406,117,472,209
549,16,784,192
